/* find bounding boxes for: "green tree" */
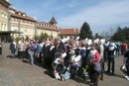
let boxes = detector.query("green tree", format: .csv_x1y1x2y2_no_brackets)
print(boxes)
94,33,103,39
111,26,129,43
79,22,92,39
39,32,49,40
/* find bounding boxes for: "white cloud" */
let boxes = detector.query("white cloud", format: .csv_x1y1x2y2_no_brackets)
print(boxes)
58,0,129,34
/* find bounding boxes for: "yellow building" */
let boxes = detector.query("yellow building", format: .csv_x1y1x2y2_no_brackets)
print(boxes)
9,7,59,39
0,0,59,41
36,17,59,38
0,0,10,31
0,0,11,42
0,0,70,41
9,7,36,39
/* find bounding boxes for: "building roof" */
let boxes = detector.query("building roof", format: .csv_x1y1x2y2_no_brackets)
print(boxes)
59,28,79,36
9,7,36,22
0,0,11,7
49,17,57,24
37,21,59,31
0,31,21,34
11,13,36,22
9,7,59,32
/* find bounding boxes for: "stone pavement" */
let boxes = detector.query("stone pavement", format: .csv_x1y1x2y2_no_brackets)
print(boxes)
0,43,129,86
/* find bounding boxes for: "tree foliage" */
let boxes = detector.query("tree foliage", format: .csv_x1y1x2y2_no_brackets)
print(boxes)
79,22,92,39
39,32,49,40
111,26,129,43
101,28,116,40
94,33,103,39
35,32,49,40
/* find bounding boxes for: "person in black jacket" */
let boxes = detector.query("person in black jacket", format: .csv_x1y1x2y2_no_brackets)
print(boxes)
122,49,129,80
42,40,51,69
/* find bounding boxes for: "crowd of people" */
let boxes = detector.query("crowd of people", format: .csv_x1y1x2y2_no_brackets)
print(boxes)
9,37,129,86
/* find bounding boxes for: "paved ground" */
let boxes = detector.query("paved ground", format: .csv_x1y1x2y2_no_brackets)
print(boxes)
0,43,129,86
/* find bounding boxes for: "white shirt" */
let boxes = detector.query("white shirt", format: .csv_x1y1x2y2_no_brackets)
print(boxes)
71,55,81,66
100,44,104,59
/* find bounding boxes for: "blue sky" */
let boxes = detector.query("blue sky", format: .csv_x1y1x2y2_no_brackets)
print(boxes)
9,0,129,34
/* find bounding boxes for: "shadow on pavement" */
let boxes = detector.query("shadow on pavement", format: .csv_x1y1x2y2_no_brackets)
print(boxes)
44,70,55,78
22,59,29,64
73,76,93,86
105,72,124,79
7,55,15,59
7,55,12,58
114,74,125,79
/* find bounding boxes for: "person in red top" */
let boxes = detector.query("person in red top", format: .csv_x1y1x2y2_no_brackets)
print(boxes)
121,42,128,55
88,44,101,86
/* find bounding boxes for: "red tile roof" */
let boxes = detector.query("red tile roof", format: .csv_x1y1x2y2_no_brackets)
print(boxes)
37,22,59,31
11,13,36,22
59,28,79,36
0,0,11,6
9,7,36,22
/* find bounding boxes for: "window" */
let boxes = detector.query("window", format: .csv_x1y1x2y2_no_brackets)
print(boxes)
4,14,7,19
11,18,14,21
5,24,7,30
1,23,3,30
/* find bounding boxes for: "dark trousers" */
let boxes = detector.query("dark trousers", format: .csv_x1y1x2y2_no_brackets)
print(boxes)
104,51,108,62
25,48,29,59
0,47,2,55
100,59,105,78
107,56,115,74
88,63,100,86
116,49,120,56
19,51,25,59
100,59,105,72
126,63,129,76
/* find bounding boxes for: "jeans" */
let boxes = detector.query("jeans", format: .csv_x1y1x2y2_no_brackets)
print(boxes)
11,50,16,58
28,50,34,65
107,55,115,74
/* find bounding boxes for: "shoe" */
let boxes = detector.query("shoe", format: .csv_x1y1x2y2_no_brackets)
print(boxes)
124,76,129,80
100,76,104,81
111,73,115,76
105,71,110,73
61,76,65,81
